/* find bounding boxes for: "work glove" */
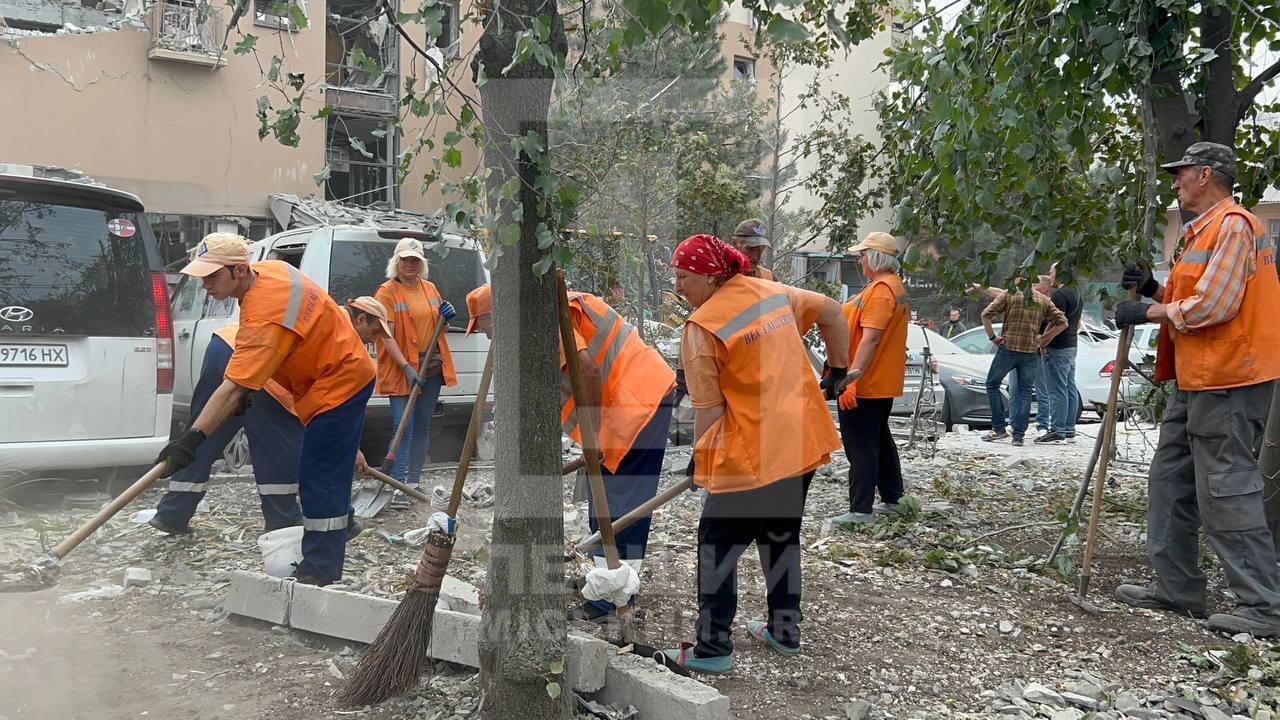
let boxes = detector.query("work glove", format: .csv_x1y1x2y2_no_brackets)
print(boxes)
1121,260,1159,299
820,365,848,401
439,300,457,321
156,428,206,477
837,381,858,411
403,363,424,389
1114,300,1151,328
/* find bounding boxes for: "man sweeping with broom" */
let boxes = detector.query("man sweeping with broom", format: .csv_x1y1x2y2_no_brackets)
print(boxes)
155,233,376,586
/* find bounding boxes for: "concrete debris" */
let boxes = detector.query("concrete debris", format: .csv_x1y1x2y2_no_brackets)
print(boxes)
122,567,152,588
59,584,125,603
843,699,872,720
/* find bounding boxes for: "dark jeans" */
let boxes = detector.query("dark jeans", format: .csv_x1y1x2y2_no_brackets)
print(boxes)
986,346,1038,438
836,397,903,514
1146,381,1280,622
1040,346,1078,434
387,358,445,485
695,473,812,658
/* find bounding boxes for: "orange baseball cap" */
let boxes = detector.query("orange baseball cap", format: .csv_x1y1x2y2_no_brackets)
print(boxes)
181,233,251,277
465,284,492,335
347,296,393,337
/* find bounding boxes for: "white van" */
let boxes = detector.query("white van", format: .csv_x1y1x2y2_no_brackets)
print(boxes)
170,224,491,463
0,171,174,479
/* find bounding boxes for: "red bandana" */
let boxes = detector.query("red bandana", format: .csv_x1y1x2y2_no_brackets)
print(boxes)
669,234,752,278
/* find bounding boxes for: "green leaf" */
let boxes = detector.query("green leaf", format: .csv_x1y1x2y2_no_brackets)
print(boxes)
287,2,308,29
313,105,334,120
442,147,463,168
443,130,463,146
313,164,331,184
766,16,810,44
267,55,282,82
498,223,521,246
549,659,564,675
233,34,257,54
532,253,555,276
503,32,535,75
350,48,381,77
459,104,475,128
287,71,305,91
349,137,374,159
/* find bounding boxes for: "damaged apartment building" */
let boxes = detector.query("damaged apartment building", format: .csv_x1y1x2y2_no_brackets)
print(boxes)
0,0,467,268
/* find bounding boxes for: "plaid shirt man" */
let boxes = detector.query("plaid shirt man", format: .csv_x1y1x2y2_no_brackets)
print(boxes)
982,289,1067,353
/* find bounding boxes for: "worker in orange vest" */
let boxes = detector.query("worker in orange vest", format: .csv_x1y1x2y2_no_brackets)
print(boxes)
730,218,775,281
660,234,849,673
464,282,676,621
157,233,377,586
149,297,393,538
1114,142,1280,637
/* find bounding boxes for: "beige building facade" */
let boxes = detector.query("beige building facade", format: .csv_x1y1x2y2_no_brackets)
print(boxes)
1160,189,1280,267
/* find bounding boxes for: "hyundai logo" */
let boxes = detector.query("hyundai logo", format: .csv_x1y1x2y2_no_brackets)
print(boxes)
0,306,33,322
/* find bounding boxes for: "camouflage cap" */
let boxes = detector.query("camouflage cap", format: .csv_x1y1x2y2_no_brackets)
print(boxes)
731,218,770,247
1160,141,1237,179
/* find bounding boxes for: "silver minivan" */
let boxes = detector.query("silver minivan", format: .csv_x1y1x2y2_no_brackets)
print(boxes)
0,170,174,480
169,224,491,463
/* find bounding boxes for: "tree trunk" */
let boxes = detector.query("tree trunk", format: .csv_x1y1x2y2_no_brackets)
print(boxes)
1199,4,1236,145
473,2,570,717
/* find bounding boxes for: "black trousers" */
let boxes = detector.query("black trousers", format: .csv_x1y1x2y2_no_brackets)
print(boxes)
694,473,812,658
837,397,904,514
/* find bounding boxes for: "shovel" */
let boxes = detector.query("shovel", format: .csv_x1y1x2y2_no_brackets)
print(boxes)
1,461,170,592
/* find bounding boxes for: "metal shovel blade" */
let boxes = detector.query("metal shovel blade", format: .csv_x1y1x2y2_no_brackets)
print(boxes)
352,482,394,518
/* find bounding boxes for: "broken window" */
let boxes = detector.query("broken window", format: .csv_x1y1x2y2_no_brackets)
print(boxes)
432,0,459,49
732,56,755,82
324,115,395,208
255,0,306,30
326,0,398,94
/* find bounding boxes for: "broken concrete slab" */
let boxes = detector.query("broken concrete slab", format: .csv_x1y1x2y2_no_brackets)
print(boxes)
566,633,609,694
122,567,152,588
224,570,292,625
437,575,481,615
596,652,729,720
290,582,397,645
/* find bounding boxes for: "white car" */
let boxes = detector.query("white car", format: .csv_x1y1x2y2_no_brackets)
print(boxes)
170,224,491,463
949,324,1140,416
0,170,174,480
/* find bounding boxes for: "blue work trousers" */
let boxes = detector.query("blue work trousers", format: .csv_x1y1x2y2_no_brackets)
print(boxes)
297,379,375,582
387,368,445,486
986,346,1039,439
584,392,674,613
155,336,303,530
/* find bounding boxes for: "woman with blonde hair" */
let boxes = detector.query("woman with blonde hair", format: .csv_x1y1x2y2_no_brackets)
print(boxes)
374,237,456,507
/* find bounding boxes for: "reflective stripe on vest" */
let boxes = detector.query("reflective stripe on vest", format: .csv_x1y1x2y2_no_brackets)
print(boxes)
713,293,791,342
303,515,349,531
561,298,634,406
282,263,306,330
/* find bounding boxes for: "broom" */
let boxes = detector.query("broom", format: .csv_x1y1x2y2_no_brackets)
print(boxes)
337,345,494,706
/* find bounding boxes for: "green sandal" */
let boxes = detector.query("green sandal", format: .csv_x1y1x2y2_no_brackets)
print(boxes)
746,621,802,656
658,643,733,674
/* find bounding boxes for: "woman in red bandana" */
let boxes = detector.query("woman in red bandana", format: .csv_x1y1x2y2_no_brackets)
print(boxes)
661,234,849,673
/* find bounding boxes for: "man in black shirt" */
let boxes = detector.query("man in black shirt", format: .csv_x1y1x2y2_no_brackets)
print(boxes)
1034,270,1082,444
942,308,967,338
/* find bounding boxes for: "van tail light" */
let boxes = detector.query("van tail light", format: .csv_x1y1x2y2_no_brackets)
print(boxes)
151,272,174,393
1099,360,1115,377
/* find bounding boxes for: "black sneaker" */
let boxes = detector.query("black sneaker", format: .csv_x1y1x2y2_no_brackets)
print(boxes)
1207,612,1280,638
1115,583,1206,618
290,570,333,587
1011,437,1024,447
1034,431,1067,444
982,430,1009,442
1065,432,1077,443
148,516,193,536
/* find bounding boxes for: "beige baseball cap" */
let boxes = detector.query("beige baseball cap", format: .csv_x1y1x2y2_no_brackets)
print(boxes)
347,296,393,337
393,237,428,262
848,231,906,256
181,233,251,277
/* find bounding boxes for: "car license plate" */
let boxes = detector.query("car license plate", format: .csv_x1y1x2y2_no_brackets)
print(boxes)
0,343,69,366
905,366,922,376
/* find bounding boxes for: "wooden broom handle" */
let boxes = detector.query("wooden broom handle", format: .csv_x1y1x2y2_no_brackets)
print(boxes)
52,461,169,559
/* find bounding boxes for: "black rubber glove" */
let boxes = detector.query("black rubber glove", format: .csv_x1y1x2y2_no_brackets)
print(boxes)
1115,300,1152,328
157,428,206,477
820,365,848,401
1121,260,1159,299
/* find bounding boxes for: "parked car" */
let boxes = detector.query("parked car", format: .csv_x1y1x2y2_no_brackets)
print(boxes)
170,224,491,464
949,324,1138,417
0,170,174,480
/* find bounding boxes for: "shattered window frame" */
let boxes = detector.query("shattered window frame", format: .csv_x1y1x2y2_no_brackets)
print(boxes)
254,0,306,31
433,0,459,50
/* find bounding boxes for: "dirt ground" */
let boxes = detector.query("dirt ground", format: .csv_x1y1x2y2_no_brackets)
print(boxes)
1,419,1275,720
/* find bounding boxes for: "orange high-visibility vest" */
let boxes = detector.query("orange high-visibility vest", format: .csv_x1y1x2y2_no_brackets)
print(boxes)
685,274,840,493
237,261,375,424
212,322,297,415
843,273,910,399
374,278,457,395
1155,201,1280,390
560,292,676,473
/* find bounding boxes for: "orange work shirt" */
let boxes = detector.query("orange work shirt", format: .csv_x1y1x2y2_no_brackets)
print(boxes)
225,261,376,425
212,322,297,415
374,278,457,396
843,274,909,399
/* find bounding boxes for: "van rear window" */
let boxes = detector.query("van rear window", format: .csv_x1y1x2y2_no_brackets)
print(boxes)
328,239,486,330
0,199,155,337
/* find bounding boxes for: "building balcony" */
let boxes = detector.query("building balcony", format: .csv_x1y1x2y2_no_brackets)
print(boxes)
146,1,227,68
